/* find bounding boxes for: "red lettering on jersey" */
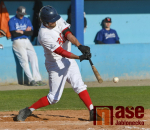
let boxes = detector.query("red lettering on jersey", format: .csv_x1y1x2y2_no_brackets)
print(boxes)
57,38,63,45
57,33,67,45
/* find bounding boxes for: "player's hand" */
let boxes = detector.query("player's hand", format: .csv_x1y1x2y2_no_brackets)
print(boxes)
78,45,90,54
26,26,31,31
79,52,91,62
16,30,24,34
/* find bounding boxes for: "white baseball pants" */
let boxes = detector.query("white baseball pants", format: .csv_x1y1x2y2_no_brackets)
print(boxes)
13,39,41,82
46,58,87,104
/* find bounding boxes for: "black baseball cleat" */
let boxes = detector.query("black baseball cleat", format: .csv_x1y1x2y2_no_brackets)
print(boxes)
90,109,94,121
17,107,32,121
89,109,104,121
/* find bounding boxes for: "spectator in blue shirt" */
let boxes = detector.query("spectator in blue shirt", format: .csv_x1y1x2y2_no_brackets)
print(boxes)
8,6,46,86
96,17,120,44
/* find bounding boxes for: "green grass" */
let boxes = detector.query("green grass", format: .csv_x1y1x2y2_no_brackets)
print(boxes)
0,86,150,111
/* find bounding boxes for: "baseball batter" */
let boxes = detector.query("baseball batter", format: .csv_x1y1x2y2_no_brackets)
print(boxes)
17,5,94,121
8,6,46,86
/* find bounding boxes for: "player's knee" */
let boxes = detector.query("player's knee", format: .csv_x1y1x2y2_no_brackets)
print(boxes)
73,85,87,94
47,94,60,104
20,62,28,68
51,99,59,104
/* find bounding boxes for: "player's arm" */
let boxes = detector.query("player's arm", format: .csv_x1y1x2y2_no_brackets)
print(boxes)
23,19,34,36
10,30,33,37
62,28,91,55
17,26,33,36
41,33,90,61
67,32,91,54
8,20,24,37
66,33,81,47
23,26,33,36
10,30,24,37
62,28,81,47
23,30,33,36
10,26,33,37
54,46,90,62
53,46,77,59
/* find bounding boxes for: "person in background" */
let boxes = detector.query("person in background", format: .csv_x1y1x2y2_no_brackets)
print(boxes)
8,6,46,86
31,0,43,43
0,1,11,39
66,5,87,33
96,17,120,44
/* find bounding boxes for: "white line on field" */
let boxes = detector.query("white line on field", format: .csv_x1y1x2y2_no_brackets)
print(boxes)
125,126,150,130
0,116,13,117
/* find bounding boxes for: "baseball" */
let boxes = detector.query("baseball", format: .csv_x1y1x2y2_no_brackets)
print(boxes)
113,77,119,83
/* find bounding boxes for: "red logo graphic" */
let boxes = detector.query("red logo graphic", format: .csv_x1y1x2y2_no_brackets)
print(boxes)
93,106,144,126
57,33,66,45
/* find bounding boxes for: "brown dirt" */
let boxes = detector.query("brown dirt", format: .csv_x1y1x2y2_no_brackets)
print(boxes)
0,109,149,130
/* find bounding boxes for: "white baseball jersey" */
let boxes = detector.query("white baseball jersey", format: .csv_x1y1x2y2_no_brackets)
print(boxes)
38,17,71,63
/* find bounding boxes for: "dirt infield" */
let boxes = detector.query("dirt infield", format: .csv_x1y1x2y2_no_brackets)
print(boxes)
0,110,149,130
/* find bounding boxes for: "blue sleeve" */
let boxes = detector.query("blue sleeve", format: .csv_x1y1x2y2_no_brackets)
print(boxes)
115,30,119,41
27,19,33,30
96,31,103,42
8,19,16,31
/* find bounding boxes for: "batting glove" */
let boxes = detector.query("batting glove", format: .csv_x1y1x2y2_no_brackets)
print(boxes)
79,53,91,62
78,45,90,54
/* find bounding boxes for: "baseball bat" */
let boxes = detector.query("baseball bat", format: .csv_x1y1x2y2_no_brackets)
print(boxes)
88,58,103,83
